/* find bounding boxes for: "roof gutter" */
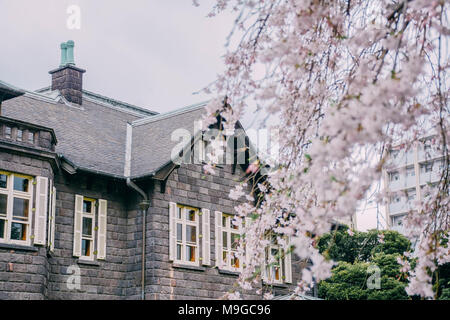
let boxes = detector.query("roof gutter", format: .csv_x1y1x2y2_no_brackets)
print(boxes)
126,178,150,301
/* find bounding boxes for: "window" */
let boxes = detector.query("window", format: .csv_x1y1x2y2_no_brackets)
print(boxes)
421,163,433,173
389,171,400,181
390,150,399,158
17,129,23,142
73,195,107,260
221,213,242,271
174,205,199,265
4,126,11,139
392,215,405,227
407,189,416,202
81,198,95,260
0,171,33,244
406,167,415,177
263,234,292,284
27,132,34,144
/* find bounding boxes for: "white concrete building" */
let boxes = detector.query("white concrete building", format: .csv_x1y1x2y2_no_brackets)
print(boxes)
383,136,446,235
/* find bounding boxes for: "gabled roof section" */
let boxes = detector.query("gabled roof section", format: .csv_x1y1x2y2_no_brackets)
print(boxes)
130,102,207,178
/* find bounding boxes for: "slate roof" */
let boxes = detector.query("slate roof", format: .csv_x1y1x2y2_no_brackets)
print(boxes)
1,84,208,179
131,102,206,178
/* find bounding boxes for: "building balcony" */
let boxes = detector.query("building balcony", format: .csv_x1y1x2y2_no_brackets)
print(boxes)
0,116,57,153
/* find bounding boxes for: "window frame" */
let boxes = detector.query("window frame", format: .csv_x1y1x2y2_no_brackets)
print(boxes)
0,171,33,246
80,197,96,261
263,234,291,285
221,213,242,272
174,204,199,266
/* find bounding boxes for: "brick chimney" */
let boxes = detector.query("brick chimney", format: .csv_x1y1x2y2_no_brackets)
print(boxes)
49,41,85,105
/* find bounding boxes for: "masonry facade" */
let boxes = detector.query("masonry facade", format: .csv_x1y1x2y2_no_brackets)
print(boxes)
0,42,303,300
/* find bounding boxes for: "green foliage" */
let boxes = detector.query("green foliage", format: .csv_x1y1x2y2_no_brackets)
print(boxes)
318,227,411,263
317,228,411,300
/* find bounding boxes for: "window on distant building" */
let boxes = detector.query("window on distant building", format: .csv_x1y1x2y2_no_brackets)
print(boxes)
390,150,399,158
389,171,400,182
0,172,33,245
406,167,415,177
407,189,416,202
421,163,433,173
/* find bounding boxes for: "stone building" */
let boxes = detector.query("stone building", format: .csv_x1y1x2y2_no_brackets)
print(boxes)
0,42,303,299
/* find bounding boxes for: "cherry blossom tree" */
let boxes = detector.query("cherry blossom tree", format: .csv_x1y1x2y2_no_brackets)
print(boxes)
197,0,449,299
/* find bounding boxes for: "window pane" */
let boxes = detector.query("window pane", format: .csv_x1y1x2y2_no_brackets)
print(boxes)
274,266,280,280
186,209,196,221
0,174,7,189
0,194,7,215
231,253,240,268
5,127,11,138
83,200,92,213
186,225,196,243
177,207,182,219
231,233,239,250
28,132,34,144
0,219,5,239
13,176,29,192
82,217,93,236
17,130,23,142
222,215,227,227
177,244,182,260
222,250,228,264
13,198,29,219
177,223,182,241
186,246,196,262
10,222,26,241
223,231,228,248
82,239,91,256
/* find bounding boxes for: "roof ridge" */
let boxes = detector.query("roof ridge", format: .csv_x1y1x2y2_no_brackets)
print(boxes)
35,86,159,117
132,100,208,127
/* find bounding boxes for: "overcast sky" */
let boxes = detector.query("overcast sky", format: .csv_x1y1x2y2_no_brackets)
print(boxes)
0,0,235,114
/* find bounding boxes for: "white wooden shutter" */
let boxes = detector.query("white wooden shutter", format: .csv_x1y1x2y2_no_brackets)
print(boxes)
201,208,211,265
73,194,83,257
215,211,223,268
285,237,292,283
261,247,268,281
169,202,177,261
34,176,49,245
46,179,53,248
97,199,107,260
49,186,56,251
244,217,251,268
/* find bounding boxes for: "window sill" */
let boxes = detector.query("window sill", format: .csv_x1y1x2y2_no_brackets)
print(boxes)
218,268,241,277
77,259,100,267
263,281,290,288
172,263,205,272
0,243,38,252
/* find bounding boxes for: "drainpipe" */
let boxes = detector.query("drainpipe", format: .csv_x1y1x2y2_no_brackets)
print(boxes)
126,178,150,300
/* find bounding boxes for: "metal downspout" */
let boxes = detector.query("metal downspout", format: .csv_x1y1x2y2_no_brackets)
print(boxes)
126,178,150,300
